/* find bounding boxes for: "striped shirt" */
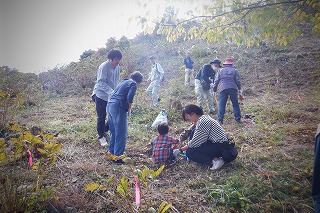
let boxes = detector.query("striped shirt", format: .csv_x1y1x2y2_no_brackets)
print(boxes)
151,134,179,163
188,115,228,148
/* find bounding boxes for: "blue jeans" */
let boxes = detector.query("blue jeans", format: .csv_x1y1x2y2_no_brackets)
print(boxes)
107,102,128,157
94,95,109,139
218,88,241,122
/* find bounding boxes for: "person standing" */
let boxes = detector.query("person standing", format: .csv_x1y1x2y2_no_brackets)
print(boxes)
91,49,122,147
183,52,194,86
146,56,164,107
194,59,221,114
107,71,143,164
212,58,242,124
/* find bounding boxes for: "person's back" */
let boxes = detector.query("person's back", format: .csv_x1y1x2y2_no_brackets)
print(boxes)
212,58,242,124
214,65,240,92
151,123,179,164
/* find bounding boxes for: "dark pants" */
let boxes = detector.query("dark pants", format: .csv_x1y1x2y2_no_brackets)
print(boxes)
94,95,109,139
218,88,241,122
186,141,238,165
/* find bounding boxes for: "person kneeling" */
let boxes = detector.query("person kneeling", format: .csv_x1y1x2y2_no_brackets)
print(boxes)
174,104,238,170
150,123,180,165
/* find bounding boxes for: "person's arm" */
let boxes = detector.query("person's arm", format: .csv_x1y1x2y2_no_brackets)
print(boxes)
234,69,241,90
212,72,221,92
127,83,137,109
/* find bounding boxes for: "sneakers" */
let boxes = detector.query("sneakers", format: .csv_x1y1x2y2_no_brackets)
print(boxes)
98,137,108,147
210,158,225,170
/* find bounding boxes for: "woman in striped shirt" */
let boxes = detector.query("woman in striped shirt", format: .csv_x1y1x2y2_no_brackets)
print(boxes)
175,104,238,170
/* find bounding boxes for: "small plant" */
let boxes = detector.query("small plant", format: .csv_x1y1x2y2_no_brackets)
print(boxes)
0,123,61,212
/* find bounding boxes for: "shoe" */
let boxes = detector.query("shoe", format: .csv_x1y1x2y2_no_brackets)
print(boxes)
236,119,241,124
99,137,108,147
218,120,223,125
210,158,225,170
209,109,215,114
112,159,125,164
158,98,161,102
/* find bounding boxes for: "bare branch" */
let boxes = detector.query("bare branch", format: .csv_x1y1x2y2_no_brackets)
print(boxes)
158,0,304,27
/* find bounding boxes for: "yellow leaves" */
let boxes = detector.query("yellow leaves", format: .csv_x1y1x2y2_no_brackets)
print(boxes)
0,152,7,163
44,142,62,153
158,201,172,213
292,186,300,191
0,138,5,148
23,132,42,145
37,148,47,155
10,123,21,132
116,176,129,197
84,182,100,191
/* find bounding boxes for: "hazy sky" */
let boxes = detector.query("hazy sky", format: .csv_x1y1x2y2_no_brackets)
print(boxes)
0,0,204,73
0,0,143,73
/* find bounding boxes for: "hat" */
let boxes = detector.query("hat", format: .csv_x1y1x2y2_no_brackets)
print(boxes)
223,58,234,65
149,56,156,60
210,59,221,65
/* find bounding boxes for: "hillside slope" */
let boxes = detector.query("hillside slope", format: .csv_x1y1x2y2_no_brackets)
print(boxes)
12,33,320,212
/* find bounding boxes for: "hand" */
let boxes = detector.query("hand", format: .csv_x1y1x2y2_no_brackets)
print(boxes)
238,90,243,96
173,149,181,157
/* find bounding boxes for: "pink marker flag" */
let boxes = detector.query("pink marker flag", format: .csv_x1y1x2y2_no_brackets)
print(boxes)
296,91,302,101
27,149,33,167
133,175,141,205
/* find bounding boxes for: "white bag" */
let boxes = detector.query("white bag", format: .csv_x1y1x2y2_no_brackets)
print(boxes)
151,109,168,128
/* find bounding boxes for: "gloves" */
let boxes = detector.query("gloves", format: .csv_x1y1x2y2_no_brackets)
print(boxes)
173,149,181,157
238,90,244,101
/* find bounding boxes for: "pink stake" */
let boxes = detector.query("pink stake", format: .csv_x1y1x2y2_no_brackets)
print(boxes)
134,175,141,205
296,91,302,101
27,149,33,167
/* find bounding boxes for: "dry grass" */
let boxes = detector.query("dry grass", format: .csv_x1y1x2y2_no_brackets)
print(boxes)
6,34,320,212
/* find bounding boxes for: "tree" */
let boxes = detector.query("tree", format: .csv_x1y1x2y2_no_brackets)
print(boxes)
105,37,118,51
135,0,320,46
118,36,131,49
80,49,95,60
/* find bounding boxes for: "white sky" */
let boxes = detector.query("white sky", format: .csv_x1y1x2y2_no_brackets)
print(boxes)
0,0,204,73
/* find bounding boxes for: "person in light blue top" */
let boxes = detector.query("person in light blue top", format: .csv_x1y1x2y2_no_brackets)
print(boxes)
146,56,164,107
91,49,122,147
107,71,143,164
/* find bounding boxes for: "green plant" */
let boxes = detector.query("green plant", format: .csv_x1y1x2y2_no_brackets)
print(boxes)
0,124,61,212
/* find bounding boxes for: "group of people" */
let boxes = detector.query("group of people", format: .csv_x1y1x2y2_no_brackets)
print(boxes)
184,52,242,124
150,104,238,170
91,48,240,169
91,49,143,164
